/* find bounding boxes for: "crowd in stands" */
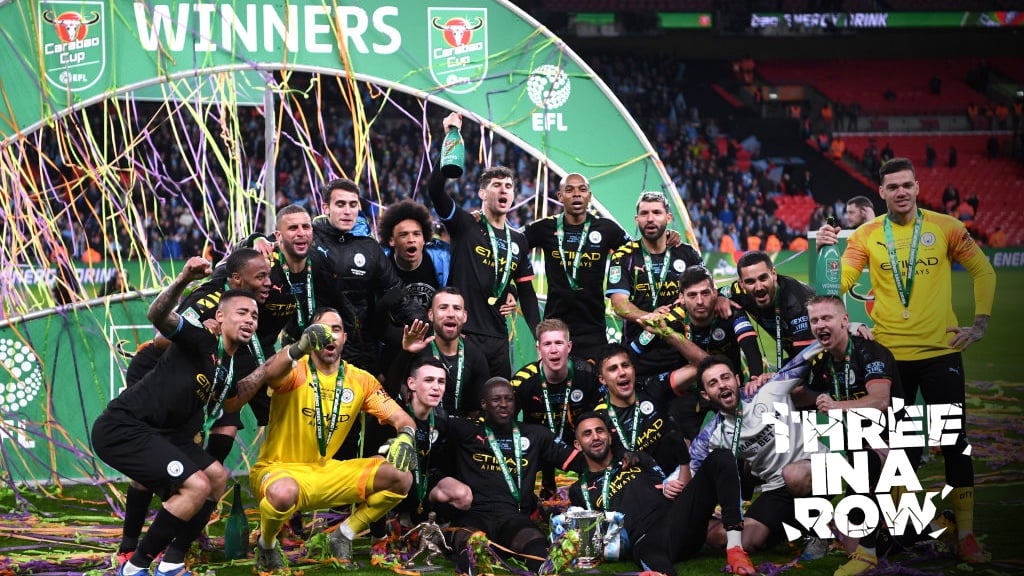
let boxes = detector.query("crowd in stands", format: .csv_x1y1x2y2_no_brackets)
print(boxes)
39,53,823,269
47,53,1024,269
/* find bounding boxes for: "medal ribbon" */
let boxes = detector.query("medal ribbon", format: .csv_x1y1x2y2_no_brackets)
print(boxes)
774,291,783,371
725,406,744,458
581,466,614,511
883,209,923,313
250,337,266,365
829,337,854,400
431,338,465,411
640,243,672,307
280,251,315,330
540,361,575,441
607,399,641,451
484,219,514,300
202,338,234,436
484,424,522,506
407,406,435,505
555,214,592,290
311,358,345,459
684,314,718,354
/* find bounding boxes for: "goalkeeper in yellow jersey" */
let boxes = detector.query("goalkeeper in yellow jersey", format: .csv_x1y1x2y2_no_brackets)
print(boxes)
242,308,416,572
816,157,997,566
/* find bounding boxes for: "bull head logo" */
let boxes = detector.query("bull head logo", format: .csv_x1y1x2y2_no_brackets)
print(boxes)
431,16,484,48
42,9,100,43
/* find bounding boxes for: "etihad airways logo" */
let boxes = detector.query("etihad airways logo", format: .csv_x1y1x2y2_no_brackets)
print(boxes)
548,249,604,267
473,452,527,473
879,257,939,271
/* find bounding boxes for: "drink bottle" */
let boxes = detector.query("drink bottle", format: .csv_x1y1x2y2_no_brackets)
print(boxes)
815,216,841,296
440,126,464,178
224,482,250,560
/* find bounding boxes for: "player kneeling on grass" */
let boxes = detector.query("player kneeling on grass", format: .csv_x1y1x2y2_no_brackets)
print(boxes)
243,309,417,572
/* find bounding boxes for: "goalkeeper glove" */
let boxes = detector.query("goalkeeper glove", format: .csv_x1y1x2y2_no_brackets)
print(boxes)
288,323,333,361
382,426,418,472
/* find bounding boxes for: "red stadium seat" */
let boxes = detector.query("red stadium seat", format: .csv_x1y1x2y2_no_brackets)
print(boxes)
758,59,997,115
841,134,1024,244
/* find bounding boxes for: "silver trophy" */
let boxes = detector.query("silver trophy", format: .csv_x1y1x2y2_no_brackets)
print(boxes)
565,509,604,568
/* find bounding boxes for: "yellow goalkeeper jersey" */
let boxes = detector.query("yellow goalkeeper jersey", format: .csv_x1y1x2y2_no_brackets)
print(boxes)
841,209,995,361
256,360,401,465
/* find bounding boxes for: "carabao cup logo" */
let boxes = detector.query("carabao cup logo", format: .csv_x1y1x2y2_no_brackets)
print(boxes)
39,1,107,92
527,65,572,110
428,8,488,94
0,339,44,414
826,259,840,282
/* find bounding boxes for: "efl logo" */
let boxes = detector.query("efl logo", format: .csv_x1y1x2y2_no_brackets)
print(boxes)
527,64,572,132
428,8,488,94
0,338,43,414
40,1,107,92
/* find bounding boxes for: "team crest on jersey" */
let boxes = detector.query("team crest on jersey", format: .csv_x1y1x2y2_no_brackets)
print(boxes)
609,266,621,283
672,259,685,273
341,389,355,404
520,436,531,451
166,460,184,477
712,328,726,341
430,429,440,444
570,389,584,403
640,400,654,415
921,232,936,247
589,230,602,244
511,243,520,256
353,253,366,267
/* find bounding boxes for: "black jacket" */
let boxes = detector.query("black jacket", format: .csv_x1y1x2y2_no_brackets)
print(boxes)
311,215,409,373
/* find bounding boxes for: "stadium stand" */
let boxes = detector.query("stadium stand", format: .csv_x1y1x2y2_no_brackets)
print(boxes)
758,59,993,115
842,134,1024,245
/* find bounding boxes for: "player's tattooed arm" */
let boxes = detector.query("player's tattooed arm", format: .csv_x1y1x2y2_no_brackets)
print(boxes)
148,256,211,336
947,314,989,351
224,363,268,414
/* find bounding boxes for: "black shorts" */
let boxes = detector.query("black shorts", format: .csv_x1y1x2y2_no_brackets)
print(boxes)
744,486,796,546
453,508,539,548
92,411,216,501
214,383,272,429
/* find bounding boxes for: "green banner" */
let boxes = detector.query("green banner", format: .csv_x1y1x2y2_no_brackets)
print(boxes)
0,295,259,484
1,259,181,310
985,247,1024,269
0,0,695,244
658,13,713,29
